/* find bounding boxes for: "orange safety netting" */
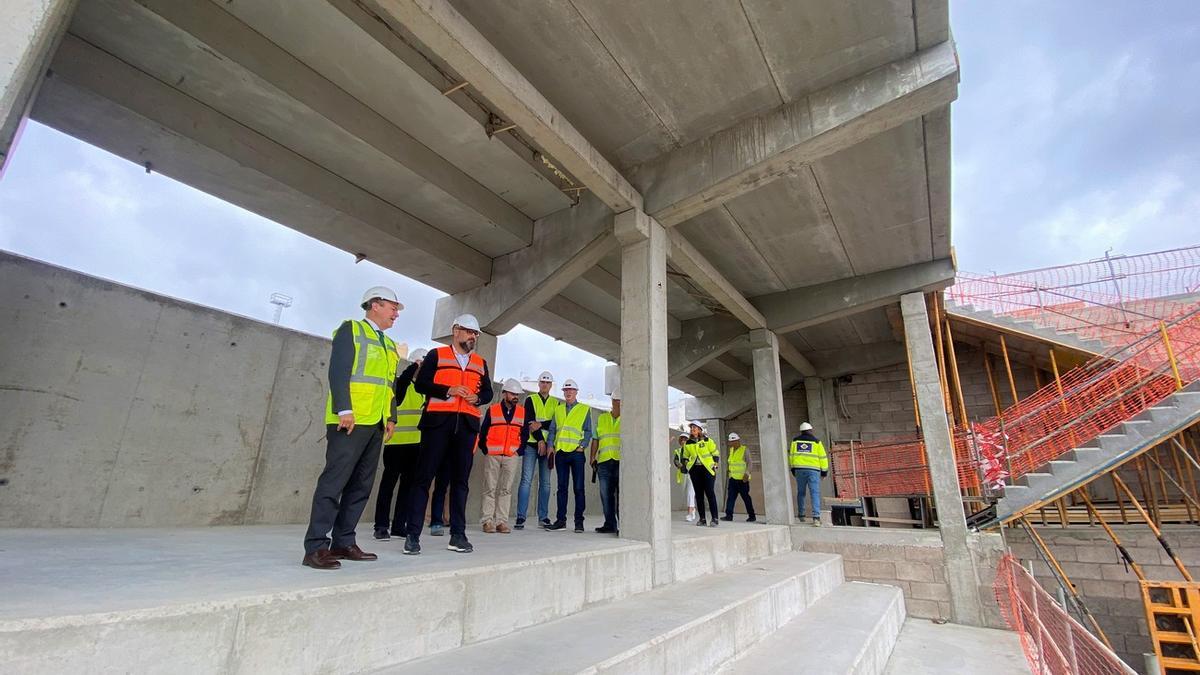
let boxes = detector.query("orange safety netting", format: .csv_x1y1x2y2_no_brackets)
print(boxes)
994,554,1137,674
948,245,1200,352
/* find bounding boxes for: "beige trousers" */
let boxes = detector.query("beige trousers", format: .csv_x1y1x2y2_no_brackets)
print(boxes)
481,453,519,525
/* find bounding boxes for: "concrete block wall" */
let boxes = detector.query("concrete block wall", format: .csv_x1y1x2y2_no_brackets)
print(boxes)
1006,525,1200,672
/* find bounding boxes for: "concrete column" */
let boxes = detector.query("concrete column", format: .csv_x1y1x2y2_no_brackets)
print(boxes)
706,418,727,514
474,331,498,377
1,0,76,173
749,329,795,525
900,292,984,627
804,376,837,502
614,209,672,586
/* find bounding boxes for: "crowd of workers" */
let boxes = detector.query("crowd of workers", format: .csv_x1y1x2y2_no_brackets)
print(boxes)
301,287,828,570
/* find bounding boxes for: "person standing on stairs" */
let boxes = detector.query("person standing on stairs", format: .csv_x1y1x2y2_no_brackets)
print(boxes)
720,432,756,522
546,379,592,532
683,420,720,527
674,428,698,522
374,348,427,541
789,422,828,526
477,378,530,534
403,314,493,555
302,287,401,570
517,371,558,530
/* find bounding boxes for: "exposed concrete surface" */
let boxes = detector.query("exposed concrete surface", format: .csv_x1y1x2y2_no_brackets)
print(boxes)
384,550,844,674
883,619,1027,675
749,329,796,525
0,0,76,170
720,581,906,674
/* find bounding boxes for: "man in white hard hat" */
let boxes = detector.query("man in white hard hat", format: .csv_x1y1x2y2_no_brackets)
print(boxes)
546,379,592,532
374,348,428,541
789,422,828,526
477,378,531,533
720,432,756,523
404,314,493,555
516,370,557,529
303,287,402,570
590,388,621,534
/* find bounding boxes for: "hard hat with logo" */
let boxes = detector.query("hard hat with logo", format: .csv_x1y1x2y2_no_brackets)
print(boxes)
798,422,814,432
562,378,579,390
727,432,740,442
409,348,428,363
502,378,524,395
538,370,554,383
361,286,402,309
452,314,480,332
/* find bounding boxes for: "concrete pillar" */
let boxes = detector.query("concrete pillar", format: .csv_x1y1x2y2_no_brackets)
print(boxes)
804,376,837,502
706,417,727,514
749,329,795,525
900,292,984,626
474,331,498,377
614,209,672,586
1,0,76,173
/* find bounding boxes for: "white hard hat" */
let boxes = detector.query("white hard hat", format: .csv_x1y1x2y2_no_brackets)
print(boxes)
409,348,428,362
688,419,705,430
452,314,480,331
798,422,814,432
361,286,402,309
610,387,621,400
677,429,689,438
502,378,523,394
562,378,579,390
727,432,740,442
538,371,554,383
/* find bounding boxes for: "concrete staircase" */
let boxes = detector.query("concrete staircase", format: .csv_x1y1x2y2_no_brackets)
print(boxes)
945,301,1111,355
988,381,1200,528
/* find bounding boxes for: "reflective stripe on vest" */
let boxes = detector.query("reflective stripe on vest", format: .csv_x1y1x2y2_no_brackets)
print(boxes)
325,320,399,426
485,402,525,456
529,393,559,423
788,439,828,470
553,402,591,452
727,444,748,480
424,346,486,419
684,437,717,475
386,382,425,446
596,412,621,463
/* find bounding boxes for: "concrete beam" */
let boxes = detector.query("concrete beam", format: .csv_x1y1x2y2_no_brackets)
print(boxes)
364,0,643,213
667,316,746,381
133,0,532,248
0,0,76,173
900,292,984,627
42,35,490,291
748,329,795,525
753,258,956,334
684,364,805,421
670,369,723,398
631,41,960,227
615,209,672,585
579,265,681,339
775,334,817,377
806,341,907,379
666,229,766,329
710,353,752,381
431,195,616,338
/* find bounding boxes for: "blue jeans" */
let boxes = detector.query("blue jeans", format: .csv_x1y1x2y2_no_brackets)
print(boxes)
597,459,619,529
792,468,821,518
555,450,586,526
517,447,551,522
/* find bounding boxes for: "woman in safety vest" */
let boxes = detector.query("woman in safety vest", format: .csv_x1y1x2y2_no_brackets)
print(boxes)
683,420,720,527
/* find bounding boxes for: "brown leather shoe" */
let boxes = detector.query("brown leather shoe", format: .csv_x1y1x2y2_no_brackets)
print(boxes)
302,549,341,570
328,544,377,561
482,522,496,534
496,522,511,534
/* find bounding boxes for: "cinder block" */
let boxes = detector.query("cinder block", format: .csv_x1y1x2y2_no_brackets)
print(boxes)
1099,564,1137,582
904,598,944,620
1074,546,1119,564
896,563,936,583
909,582,951,602
904,546,945,563
857,560,897,579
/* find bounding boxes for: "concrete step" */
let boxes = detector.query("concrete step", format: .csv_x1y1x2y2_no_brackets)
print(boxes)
717,582,905,675
380,551,844,674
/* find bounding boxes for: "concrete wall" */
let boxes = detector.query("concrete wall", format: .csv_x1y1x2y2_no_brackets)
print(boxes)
0,252,616,527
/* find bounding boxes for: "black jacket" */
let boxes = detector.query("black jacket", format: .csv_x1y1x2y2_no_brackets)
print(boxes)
413,347,494,433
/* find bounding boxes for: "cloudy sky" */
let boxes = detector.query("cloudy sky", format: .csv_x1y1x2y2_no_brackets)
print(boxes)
1,2,1197,400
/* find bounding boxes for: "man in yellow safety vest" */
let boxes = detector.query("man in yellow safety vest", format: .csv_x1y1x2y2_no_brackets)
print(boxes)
720,432,756,522
789,422,828,526
374,348,427,541
546,379,592,532
517,371,557,530
303,286,401,570
590,388,621,534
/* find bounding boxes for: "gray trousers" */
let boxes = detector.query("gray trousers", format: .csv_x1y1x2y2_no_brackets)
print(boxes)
304,423,383,555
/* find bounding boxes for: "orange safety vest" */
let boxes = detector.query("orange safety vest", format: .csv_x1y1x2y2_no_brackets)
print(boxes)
485,403,525,456
424,346,487,419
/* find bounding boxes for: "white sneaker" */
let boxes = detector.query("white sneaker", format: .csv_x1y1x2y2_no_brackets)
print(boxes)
686,513,697,523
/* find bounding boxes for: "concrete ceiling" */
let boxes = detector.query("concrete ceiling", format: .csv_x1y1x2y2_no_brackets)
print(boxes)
30,0,957,397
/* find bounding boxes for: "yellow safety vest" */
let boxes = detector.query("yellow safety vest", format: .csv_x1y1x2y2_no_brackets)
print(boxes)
728,444,749,480
596,412,621,463
674,442,687,483
529,393,559,424
788,438,828,471
386,382,425,446
553,402,591,452
324,320,399,426
683,437,717,475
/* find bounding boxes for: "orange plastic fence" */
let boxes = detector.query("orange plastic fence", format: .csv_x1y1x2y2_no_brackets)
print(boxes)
948,245,1200,351
995,554,1137,675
